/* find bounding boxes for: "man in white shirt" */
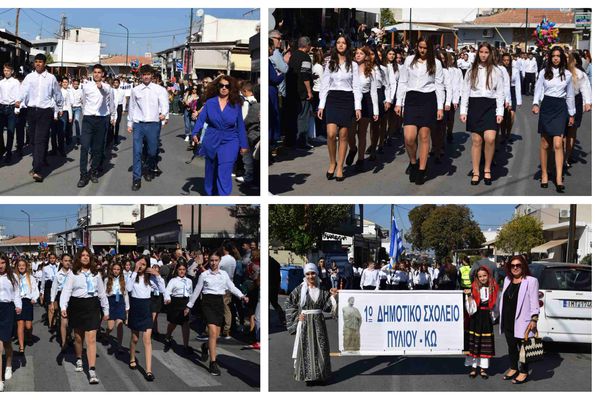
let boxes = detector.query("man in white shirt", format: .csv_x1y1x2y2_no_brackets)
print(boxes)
77,64,116,188
69,78,83,148
0,63,20,163
16,53,64,182
523,53,538,96
51,77,72,157
111,78,125,147
127,64,169,191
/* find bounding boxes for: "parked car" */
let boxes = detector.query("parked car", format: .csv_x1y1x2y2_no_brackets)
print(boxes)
529,262,591,343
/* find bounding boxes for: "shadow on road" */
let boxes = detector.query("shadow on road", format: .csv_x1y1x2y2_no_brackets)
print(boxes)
269,173,310,195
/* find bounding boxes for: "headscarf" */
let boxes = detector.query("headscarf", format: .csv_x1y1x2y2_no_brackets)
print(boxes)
299,263,320,308
471,265,499,310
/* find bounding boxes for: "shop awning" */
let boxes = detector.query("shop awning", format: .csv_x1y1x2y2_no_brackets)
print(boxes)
117,232,137,246
383,22,457,33
531,239,568,253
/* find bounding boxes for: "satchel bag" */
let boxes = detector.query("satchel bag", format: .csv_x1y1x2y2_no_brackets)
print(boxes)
519,330,544,364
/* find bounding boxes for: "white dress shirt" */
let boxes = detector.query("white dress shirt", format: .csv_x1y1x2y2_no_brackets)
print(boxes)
358,69,379,116
219,254,237,280
164,276,193,302
19,70,63,109
41,263,59,294
385,64,399,102
113,87,125,106
388,270,410,285
18,274,39,301
413,271,432,287
70,87,83,107
127,82,169,128
60,87,73,119
524,58,539,74
186,269,245,309
467,52,476,64
498,65,512,107
59,271,109,315
50,269,71,301
449,67,463,105
318,61,362,110
81,80,116,119
0,76,20,105
104,277,130,311
126,272,166,299
312,63,323,92
360,268,380,289
509,68,523,106
374,66,391,103
573,68,592,104
533,68,576,116
460,65,505,116
396,55,445,110
442,68,453,107
0,273,22,308
457,58,471,71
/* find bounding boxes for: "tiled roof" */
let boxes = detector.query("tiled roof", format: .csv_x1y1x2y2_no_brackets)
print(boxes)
473,9,574,25
100,55,153,65
0,236,51,244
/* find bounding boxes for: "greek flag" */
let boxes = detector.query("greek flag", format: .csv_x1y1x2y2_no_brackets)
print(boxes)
389,215,403,262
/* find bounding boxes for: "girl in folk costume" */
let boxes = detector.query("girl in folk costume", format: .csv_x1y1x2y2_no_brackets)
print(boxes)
0,255,22,392
564,51,592,168
51,253,73,353
15,259,39,354
104,262,129,353
285,263,338,385
465,265,499,379
500,53,522,143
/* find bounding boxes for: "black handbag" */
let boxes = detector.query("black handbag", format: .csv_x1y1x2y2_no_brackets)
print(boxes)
519,331,544,363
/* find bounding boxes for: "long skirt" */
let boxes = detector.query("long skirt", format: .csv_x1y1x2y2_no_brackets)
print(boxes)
538,95,568,136
294,312,332,382
467,309,495,358
0,302,15,341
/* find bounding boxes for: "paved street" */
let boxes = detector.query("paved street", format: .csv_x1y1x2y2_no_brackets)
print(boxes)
269,96,591,196
1,304,260,391
0,114,258,196
269,295,591,391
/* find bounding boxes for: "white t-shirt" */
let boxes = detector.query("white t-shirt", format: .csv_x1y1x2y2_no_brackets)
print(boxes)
219,254,237,280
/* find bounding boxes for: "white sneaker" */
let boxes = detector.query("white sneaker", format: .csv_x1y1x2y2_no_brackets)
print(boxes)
75,359,83,372
223,335,233,340
195,334,209,341
184,136,190,142
4,367,12,380
235,176,245,183
0,380,4,392
88,370,99,384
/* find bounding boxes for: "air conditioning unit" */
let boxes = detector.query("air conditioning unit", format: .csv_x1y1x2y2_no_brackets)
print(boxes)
559,209,570,218
482,29,494,38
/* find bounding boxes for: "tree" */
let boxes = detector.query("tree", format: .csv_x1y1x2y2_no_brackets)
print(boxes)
45,53,54,65
380,8,397,27
419,205,485,259
406,204,438,251
580,253,591,265
269,205,351,259
495,213,544,256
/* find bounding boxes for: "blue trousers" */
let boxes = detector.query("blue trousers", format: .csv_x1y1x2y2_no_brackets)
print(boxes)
204,139,238,196
132,122,160,181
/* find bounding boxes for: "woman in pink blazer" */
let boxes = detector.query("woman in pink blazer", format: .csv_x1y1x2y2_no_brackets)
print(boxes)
498,255,540,384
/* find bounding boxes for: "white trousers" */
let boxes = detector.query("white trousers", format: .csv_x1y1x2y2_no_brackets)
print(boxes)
465,355,489,369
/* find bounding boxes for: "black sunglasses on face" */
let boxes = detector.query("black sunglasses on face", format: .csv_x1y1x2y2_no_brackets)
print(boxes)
218,83,230,89
511,263,523,269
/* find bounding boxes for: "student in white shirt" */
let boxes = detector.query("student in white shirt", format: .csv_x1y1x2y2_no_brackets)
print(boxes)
460,42,504,186
532,46,575,193
111,78,125,146
184,252,249,376
565,51,592,168
40,252,59,331
163,262,193,353
52,253,72,354
445,52,463,143
457,52,472,78
395,37,444,185
15,259,38,355
69,78,83,147
523,53,538,95
347,46,379,172
368,50,390,160
432,50,453,163
0,255,22,392
317,35,362,182
379,48,400,154
52,77,72,157
59,248,109,384
103,262,129,354
0,63,20,163
500,53,522,143
359,261,380,290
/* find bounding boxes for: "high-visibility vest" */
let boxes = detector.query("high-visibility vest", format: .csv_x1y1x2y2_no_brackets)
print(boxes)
459,264,472,288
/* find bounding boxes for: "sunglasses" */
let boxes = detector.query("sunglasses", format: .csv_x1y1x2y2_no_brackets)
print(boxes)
510,263,523,269
305,272,316,276
218,83,230,89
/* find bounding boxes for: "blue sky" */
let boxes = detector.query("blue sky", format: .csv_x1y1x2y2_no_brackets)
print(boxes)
0,205,82,236
0,8,259,54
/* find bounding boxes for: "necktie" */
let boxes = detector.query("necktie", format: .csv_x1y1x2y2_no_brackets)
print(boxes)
83,272,95,295
20,275,27,297
114,282,121,303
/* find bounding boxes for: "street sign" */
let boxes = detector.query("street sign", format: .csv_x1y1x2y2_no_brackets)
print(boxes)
575,12,591,28
176,60,183,72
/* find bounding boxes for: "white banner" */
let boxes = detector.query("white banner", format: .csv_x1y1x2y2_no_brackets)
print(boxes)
338,290,464,356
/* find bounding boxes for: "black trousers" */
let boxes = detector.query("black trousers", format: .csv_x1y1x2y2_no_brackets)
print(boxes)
80,115,109,176
524,73,536,95
27,107,54,173
14,108,27,152
505,329,528,373
111,105,123,143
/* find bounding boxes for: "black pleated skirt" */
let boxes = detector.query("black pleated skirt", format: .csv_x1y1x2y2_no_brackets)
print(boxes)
67,297,102,331
361,92,374,119
108,294,127,321
573,93,583,128
128,297,152,332
166,296,190,325
0,302,15,341
325,90,355,127
403,91,437,128
201,294,225,326
467,97,498,133
17,298,34,321
538,95,568,136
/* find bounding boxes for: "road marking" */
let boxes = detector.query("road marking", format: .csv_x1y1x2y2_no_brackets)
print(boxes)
4,356,35,391
151,350,222,388
63,358,106,391
94,344,141,391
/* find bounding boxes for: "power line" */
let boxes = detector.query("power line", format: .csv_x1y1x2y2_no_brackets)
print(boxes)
0,8,14,16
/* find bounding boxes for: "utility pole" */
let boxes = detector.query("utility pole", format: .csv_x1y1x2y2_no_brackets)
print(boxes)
186,8,193,80
566,205,578,263
60,14,67,69
524,8,529,52
15,8,20,58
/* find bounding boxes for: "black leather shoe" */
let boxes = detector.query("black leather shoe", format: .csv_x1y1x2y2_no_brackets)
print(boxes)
415,169,426,185
90,173,99,184
483,171,492,186
77,175,89,188
326,163,337,180
408,163,417,182
540,182,549,189
143,171,154,182
346,147,357,166
556,184,565,193
132,180,141,191
32,173,44,182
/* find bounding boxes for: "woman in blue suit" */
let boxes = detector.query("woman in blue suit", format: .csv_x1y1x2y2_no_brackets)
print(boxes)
192,76,249,195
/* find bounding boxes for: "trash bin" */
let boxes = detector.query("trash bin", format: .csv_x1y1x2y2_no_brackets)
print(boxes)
280,265,304,294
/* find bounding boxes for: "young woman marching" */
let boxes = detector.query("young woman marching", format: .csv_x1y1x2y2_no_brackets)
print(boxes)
395,37,444,185
432,50,454,163
460,42,504,186
41,252,60,332
0,255,22,392
317,34,362,181
565,51,592,167
149,263,166,338
500,53,522,143
103,262,129,354
15,259,39,355
445,52,462,144
51,253,73,354
184,252,249,376
126,256,164,381
346,46,379,172
380,48,400,153
163,262,193,353
368,49,392,160
59,248,109,384
532,46,575,193
465,265,499,379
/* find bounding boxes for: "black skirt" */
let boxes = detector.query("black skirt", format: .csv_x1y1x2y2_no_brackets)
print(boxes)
538,95,568,136
573,93,583,128
166,296,190,325
510,86,517,111
403,90,437,128
67,297,102,331
150,293,163,313
55,290,62,303
445,103,456,124
467,97,498,133
44,281,53,305
201,294,225,326
0,302,15,341
467,308,495,358
377,87,386,117
361,92,374,119
108,294,127,321
325,90,355,128
17,298,34,321
128,297,152,332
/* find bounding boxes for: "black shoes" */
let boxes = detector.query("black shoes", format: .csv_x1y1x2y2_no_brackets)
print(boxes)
407,163,417,183
90,172,99,184
77,175,89,188
346,147,357,166
354,159,365,172
32,173,44,182
471,174,481,185
132,180,141,191
483,171,492,186
209,361,221,376
326,163,337,180
200,343,209,362
556,184,565,193
415,169,426,185
541,182,549,189
143,171,154,182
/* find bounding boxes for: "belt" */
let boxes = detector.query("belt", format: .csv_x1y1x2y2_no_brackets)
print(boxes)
292,309,323,360
83,115,109,118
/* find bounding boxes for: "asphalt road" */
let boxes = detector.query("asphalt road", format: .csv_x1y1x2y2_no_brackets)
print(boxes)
268,295,591,391
0,113,258,196
1,304,259,391
269,96,591,196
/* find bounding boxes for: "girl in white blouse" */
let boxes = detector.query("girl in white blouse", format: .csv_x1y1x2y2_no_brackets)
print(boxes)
311,48,326,141
103,262,129,354
395,38,444,185
532,46,575,193
446,52,463,144
163,262,193,353
433,50,454,163
347,46,379,172
460,42,505,186
565,51,592,168
59,248,109,385
52,253,73,354
360,261,380,290
500,53,522,143
317,35,362,181
368,48,391,160
15,259,39,355
0,255,21,391
380,48,400,153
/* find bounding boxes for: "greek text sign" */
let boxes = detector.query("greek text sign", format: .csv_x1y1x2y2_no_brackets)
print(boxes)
338,290,464,355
